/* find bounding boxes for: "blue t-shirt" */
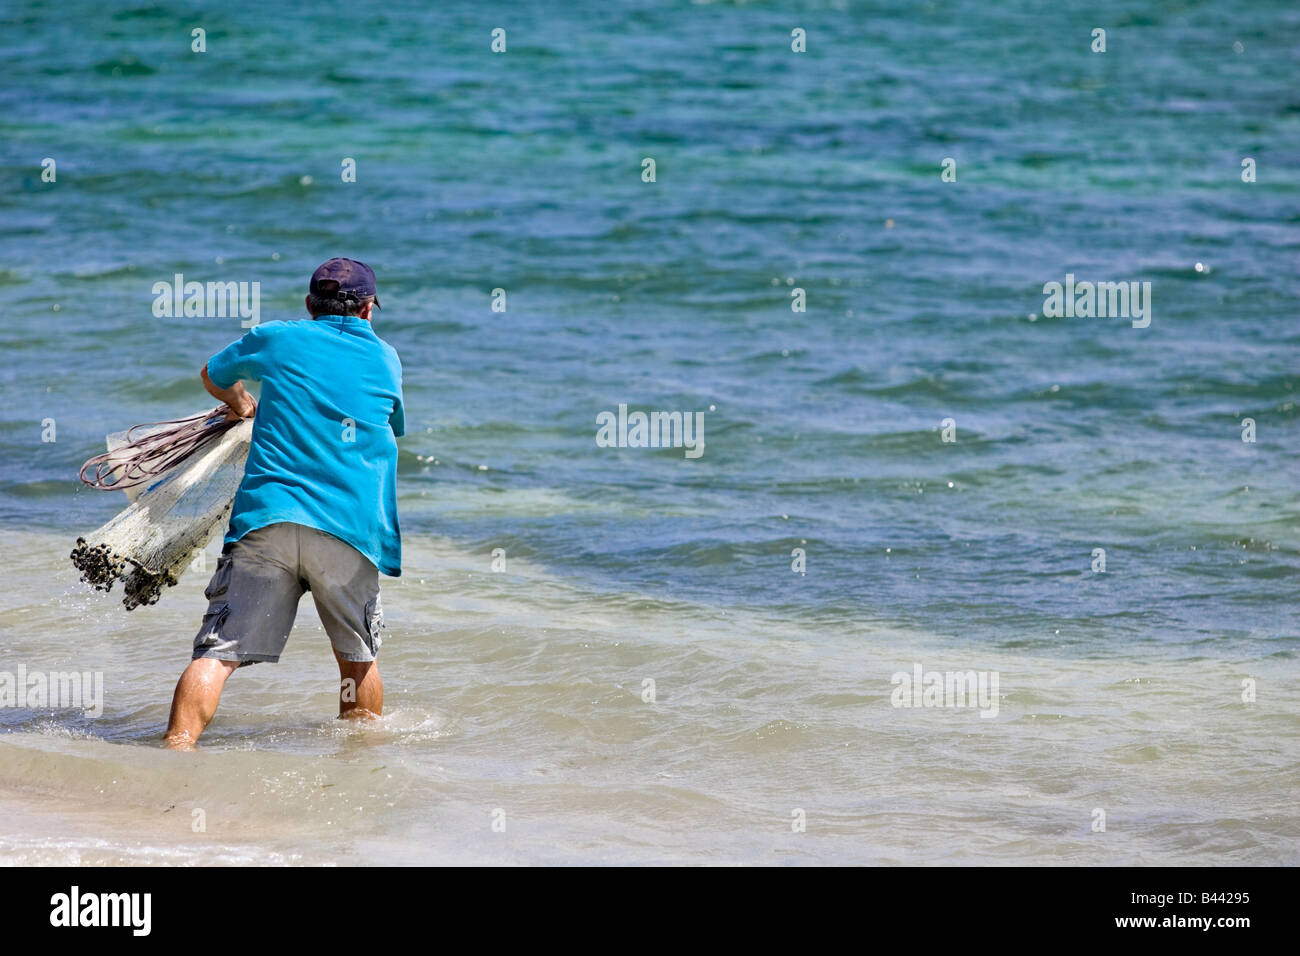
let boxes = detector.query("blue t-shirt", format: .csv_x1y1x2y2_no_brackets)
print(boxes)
206,315,405,576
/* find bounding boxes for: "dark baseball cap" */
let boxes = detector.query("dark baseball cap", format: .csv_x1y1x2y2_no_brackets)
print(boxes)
309,257,381,308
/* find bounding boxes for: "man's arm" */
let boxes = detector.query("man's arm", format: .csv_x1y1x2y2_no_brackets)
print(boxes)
201,364,257,421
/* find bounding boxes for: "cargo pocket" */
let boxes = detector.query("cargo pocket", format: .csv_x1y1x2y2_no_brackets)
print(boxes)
203,554,234,601
363,594,384,655
194,601,231,648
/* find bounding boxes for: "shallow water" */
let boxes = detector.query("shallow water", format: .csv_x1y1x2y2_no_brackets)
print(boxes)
2,526,1296,865
0,0,1298,864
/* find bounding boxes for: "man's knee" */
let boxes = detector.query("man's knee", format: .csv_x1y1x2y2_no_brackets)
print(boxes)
188,656,241,681
176,657,240,704
337,657,377,681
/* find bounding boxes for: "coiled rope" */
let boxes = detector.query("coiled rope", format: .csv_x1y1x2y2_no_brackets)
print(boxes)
78,405,237,491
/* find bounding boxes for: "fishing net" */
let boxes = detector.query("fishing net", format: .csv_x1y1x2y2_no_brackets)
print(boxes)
71,408,253,610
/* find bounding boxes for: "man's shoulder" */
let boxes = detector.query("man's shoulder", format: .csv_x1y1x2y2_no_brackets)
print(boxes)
251,318,312,335
240,318,309,343
371,332,403,372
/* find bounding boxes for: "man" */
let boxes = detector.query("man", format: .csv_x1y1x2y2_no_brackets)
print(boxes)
164,258,405,750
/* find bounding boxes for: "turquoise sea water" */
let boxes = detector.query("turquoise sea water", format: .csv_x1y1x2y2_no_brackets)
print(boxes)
0,1,1296,864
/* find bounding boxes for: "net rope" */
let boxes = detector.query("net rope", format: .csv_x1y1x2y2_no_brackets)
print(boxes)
78,406,238,490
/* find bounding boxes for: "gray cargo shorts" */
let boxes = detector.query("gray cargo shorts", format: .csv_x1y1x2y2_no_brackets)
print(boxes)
192,522,383,665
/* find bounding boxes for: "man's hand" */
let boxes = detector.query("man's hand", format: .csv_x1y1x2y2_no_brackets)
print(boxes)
224,392,257,422
201,364,258,421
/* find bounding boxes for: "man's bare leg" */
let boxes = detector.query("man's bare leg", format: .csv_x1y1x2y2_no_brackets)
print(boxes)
164,657,239,750
336,652,382,718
